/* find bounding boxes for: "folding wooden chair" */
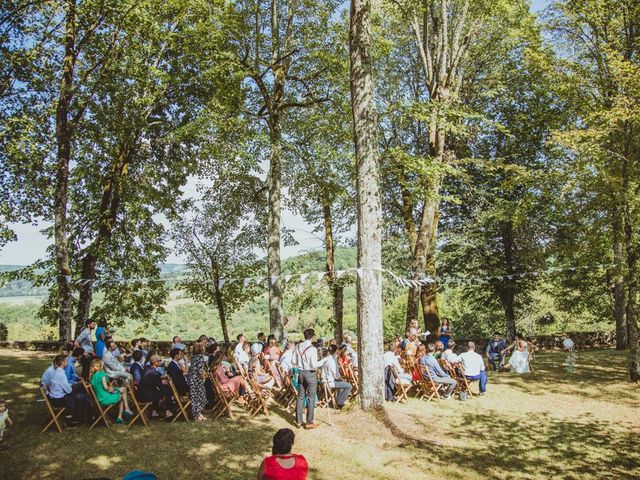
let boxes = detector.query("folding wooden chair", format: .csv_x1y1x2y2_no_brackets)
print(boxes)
245,372,270,417
83,380,115,429
40,386,66,434
280,368,299,413
318,369,337,409
390,366,410,403
126,383,151,428
412,364,443,403
166,375,191,423
342,363,359,398
441,360,473,398
208,370,235,420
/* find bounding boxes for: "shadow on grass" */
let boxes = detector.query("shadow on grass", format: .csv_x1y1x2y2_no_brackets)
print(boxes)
419,410,640,480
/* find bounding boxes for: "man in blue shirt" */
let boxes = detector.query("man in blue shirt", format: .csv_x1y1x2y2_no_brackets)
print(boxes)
486,333,506,371
419,343,457,399
65,347,84,385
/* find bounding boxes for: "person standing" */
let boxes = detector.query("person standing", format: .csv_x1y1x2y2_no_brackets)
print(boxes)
292,328,327,429
74,318,96,380
486,333,506,371
187,342,208,422
459,342,488,395
437,318,452,349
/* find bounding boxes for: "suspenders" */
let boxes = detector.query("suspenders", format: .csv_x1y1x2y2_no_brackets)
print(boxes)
297,345,313,370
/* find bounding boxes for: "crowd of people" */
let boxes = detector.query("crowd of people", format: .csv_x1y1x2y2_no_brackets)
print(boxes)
32,317,534,435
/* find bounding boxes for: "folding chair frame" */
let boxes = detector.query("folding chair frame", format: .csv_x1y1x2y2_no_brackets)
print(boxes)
127,383,151,428
40,386,66,434
166,375,191,423
83,379,115,429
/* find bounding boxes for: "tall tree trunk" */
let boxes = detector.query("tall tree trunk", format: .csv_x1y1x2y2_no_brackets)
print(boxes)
420,206,440,337
74,138,131,336
322,199,344,342
211,261,230,344
500,221,517,341
54,0,77,341
612,209,628,349
267,124,284,342
350,0,384,409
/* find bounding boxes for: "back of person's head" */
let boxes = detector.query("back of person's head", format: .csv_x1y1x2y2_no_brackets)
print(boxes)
97,318,107,327
89,358,103,379
303,328,315,340
107,338,116,350
448,340,456,350
416,344,426,357
84,318,95,327
237,333,244,342
272,428,295,455
198,334,208,344
243,342,250,351
0,399,6,409
257,332,265,340
427,343,436,353
131,338,139,347
434,341,444,351
211,350,225,367
170,348,182,359
72,347,85,358
53,354,66,368
139,337,148,345
132,350,143,362
192,342,204,355
172,335,180,343
207,343,219,355
467,341,475,351
329,344,338,355
251,343,262,356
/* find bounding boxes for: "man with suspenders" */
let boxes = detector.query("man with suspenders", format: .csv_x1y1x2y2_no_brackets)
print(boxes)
292,328,328,429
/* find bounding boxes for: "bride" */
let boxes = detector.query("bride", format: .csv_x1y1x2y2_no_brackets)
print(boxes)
502,335,532,373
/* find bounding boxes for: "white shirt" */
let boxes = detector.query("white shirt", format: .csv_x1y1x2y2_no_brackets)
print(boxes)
279,349,294,372
237,350,249,366
48,367,72,399
293,340,327,370
459,351,485,376
443,349,460,363
233,342,245,362
383,351,405,374
322,355,341,388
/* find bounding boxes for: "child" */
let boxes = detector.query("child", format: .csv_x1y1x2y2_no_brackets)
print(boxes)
0,399,13,445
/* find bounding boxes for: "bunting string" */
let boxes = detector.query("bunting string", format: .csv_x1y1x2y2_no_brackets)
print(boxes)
0,264,613,290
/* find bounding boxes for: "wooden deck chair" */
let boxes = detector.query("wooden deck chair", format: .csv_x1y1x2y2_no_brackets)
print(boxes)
390,366,410,403
166,375,191,423
318,369,337,409
412,364,442,403
208,370,235,420
126,383,151,428
39,386,66,434
246,373,270,417
83,380,115,429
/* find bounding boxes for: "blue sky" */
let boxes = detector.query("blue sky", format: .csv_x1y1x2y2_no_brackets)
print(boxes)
0,0,551,266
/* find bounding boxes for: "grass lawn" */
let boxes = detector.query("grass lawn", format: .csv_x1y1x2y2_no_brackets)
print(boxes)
0,348,638,480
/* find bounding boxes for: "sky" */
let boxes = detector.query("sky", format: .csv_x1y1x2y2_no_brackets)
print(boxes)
0,0,551,266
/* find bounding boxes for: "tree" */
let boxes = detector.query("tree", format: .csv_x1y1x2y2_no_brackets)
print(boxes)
229,0,340,342
350,0,384,409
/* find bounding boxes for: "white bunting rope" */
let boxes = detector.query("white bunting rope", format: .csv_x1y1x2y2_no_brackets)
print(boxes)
0,263,613,290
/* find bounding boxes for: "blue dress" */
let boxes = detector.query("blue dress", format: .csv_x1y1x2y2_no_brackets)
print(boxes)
95,326,106,358
438,326,451,349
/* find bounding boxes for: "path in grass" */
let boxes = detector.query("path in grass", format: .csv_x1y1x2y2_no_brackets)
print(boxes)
0,348,637,480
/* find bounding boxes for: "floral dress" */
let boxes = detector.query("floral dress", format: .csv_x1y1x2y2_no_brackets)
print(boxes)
188,354,207,417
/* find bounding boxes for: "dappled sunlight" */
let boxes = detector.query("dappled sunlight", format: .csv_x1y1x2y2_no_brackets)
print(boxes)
87,455,122,470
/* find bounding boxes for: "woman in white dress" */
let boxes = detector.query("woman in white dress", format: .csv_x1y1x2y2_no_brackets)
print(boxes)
502,335,531,373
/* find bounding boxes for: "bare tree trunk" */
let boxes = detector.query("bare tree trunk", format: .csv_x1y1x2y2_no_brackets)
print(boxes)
612,209,628,349
420,208,440,337
54,0,77,341
350,0,384,409
322,199,344,342
211,261,230,344
267,124,284,342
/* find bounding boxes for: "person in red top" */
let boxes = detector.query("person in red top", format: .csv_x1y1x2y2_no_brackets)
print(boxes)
258,428,308,480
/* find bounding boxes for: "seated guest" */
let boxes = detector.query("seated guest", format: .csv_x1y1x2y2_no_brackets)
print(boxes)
207,343,220,369
40,357,56,389
130,350,144,386
137,355,174,419
187,342,208,422
237,342,251,371
279,342,295,373
459,342,488,395
266,336,282,361
89,359,133,424
233,333,247,364
47,354,92,423
64,348,83,384
341,334,358,368
249,343,275,389
419,343,457,399
322,345,352,409
211,351,247,405
433,341,445,359
131,338,149,364
383,341,412,385
486,333,506,371
167,348,189,397
258,428,308,480
256,332,267,351
102,339,133,385
442,340,460,364
402,331,420,368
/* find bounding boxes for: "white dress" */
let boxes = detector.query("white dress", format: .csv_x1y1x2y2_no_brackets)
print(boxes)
508,347,530,373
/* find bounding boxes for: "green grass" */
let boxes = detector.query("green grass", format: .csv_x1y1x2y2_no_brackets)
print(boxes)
0,348,638,479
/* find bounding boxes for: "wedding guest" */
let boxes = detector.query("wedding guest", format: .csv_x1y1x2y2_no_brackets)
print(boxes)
89,358,133,424
74,318,96,379
419,343,457,399
258,428,308,480
442,340,460,364
0,399,12,446
130,350,144,386
459,342,488,394
187,342,208,422
137,355,174,419
383,340,412,385
322,345,352,408
102,339,132,385
167,348,189,397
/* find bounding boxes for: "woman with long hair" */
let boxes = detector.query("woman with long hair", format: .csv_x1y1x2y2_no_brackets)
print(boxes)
211,351,247,405
187,342,208,422
89,358,132,424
